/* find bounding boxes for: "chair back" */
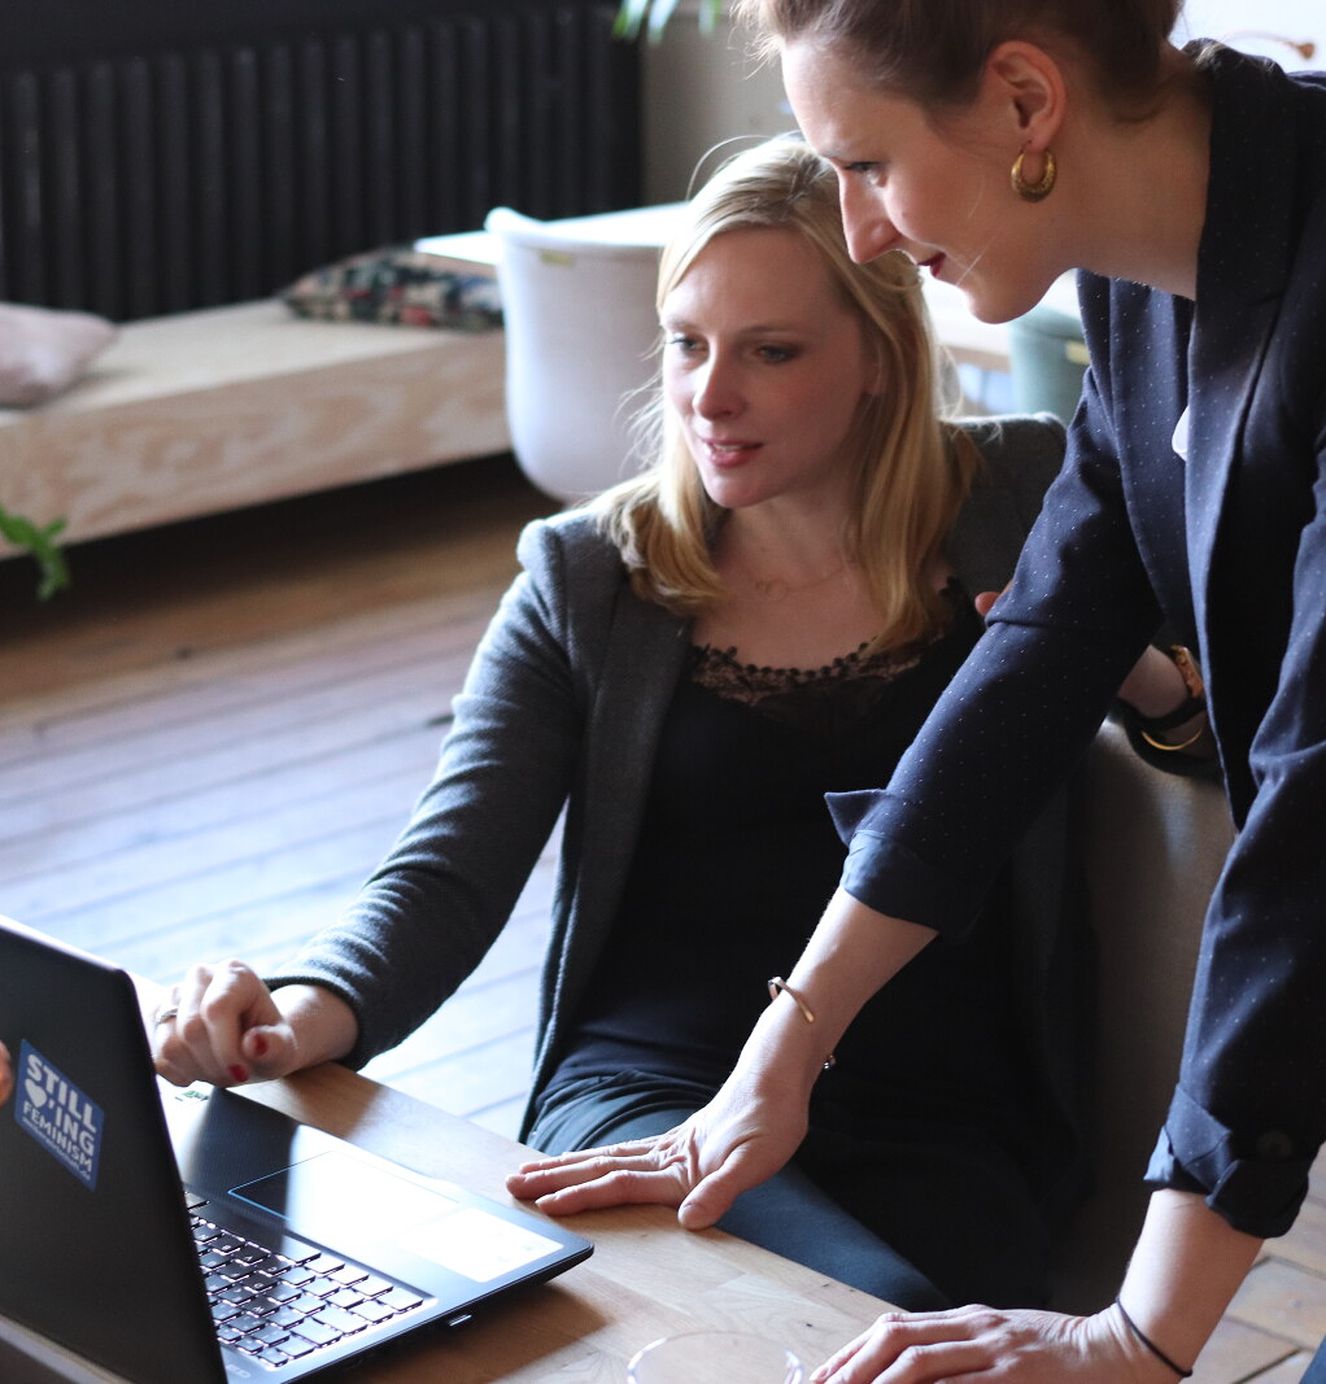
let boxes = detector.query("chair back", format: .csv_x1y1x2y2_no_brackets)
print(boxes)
1051,720,1234,1311
484,206,669,501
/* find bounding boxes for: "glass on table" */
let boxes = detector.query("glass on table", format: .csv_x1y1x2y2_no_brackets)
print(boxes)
627,1329,805,1383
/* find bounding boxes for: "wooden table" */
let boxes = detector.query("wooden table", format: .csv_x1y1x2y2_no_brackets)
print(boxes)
226,1062,893,1380
2,973,893,1382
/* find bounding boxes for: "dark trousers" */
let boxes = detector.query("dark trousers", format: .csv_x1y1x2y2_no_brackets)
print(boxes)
527,1069,1051,1313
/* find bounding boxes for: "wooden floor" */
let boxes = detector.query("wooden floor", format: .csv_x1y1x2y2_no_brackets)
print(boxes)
1,455,1321,1381
0,455,558,1141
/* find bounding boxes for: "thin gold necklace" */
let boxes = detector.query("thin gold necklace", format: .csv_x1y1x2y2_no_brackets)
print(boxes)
740,559,851,602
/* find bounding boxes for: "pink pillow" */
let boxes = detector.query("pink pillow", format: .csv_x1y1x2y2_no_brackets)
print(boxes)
0,303,117,407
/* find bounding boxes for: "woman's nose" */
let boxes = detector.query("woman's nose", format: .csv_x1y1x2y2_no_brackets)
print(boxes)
693,358,742,418
840,186,898,264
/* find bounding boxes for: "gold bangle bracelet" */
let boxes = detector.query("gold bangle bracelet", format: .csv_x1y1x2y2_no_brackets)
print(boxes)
767,977,836,1070
1137,645,1207,751
1140,722,1207,752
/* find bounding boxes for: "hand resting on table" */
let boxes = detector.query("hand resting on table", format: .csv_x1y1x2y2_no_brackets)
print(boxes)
507,1063,809,1230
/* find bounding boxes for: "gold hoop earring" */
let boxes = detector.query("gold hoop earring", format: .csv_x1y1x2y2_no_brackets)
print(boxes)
1010,148,1056,202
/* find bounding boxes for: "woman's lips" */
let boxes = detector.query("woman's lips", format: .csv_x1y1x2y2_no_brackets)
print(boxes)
919,253,946,278
697,437,762,468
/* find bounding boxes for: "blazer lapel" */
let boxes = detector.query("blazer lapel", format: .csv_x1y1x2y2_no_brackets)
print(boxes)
552,582,689,1016
1183,49,1297,730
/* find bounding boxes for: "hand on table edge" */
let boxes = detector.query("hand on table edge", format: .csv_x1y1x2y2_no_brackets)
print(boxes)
803,1190,1262,1382
807,1303,1167,1383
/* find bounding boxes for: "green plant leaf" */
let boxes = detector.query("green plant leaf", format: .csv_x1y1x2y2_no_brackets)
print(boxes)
0,504,71,600
613,0,652,40
614,0,725,41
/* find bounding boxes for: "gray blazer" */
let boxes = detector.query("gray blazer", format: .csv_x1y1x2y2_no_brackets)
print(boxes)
269,414,1085,1209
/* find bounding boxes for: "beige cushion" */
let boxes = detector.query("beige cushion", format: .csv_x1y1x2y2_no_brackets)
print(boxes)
0,304,117,408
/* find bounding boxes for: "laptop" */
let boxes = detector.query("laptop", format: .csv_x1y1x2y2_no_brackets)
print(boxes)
0,917,593,1383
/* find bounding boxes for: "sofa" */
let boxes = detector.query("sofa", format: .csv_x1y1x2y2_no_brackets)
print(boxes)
0,301,510,552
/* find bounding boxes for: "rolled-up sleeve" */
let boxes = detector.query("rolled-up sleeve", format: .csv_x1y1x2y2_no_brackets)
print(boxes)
1144,432,1326,1236
1147,1087,1313,1238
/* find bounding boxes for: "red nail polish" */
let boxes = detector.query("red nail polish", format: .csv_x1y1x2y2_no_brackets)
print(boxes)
229,1065,248,1083
251,1035,268,1058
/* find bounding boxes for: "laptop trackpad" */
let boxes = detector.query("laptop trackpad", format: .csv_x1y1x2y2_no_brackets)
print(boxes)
231,1150,563,1283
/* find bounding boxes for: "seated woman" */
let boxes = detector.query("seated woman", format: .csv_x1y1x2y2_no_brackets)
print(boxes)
139,136,1194,1311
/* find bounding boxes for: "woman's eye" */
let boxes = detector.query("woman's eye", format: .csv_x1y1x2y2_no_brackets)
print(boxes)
665,333,701,353
757,344,796,363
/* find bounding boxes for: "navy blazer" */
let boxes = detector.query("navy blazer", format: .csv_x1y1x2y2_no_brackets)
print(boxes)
833,44,1326,1239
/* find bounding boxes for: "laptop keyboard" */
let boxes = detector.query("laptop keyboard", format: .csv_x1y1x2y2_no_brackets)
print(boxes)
188,1193,426,1371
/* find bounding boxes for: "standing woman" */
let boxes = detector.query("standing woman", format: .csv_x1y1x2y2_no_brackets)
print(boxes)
515,2,1326,1379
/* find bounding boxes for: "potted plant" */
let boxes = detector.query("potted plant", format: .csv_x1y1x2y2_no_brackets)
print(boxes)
615,0,725,41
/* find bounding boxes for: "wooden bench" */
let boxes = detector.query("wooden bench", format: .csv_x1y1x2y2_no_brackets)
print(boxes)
0,300,510,553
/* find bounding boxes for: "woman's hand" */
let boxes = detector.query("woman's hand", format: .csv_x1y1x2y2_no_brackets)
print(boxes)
511,891,934,1228
507,1067,810,1229
151,961,356,1088
977,588,1210,755
806,1303,1171,1383
973,588,1005,620
0,1040,12,1106
977,583,1175,707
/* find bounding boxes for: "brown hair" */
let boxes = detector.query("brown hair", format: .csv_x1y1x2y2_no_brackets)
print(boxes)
732,0,1186,113
593,135,978,652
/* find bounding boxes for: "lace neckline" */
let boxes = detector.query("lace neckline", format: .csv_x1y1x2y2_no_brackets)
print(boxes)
690,577,966,692
692,637,890,685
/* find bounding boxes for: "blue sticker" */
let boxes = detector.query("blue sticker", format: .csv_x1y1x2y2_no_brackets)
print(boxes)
16,1040,104,1190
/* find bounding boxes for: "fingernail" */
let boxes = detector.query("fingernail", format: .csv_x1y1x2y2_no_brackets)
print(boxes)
228,1065,248,1083
251,1035,268,1058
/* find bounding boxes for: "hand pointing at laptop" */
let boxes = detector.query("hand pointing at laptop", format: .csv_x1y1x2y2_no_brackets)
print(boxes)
150,959,359,1089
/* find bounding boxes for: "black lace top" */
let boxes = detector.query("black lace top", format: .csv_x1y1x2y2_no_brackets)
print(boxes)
550,583,1029,1134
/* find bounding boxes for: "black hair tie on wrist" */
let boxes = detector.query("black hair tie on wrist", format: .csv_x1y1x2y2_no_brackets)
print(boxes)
1114,1298,1193,1378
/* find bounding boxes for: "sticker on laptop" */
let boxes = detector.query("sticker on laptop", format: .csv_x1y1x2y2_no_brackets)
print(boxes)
15,1040,105,1190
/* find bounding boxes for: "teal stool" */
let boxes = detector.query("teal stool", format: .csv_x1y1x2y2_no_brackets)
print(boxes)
1008,302,1088,425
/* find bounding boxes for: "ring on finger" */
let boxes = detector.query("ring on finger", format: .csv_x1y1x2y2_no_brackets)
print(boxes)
153,1003,180,1026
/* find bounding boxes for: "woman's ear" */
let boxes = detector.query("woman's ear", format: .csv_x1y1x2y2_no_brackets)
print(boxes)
982,40,1067,152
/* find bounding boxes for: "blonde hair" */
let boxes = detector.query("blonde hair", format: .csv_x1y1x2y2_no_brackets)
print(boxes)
594,135,977,652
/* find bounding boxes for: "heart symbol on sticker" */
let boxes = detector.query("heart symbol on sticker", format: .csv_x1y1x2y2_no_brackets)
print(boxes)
25,1079,47,1108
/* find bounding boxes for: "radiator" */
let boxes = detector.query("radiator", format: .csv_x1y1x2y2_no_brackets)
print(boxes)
0,1,640,321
